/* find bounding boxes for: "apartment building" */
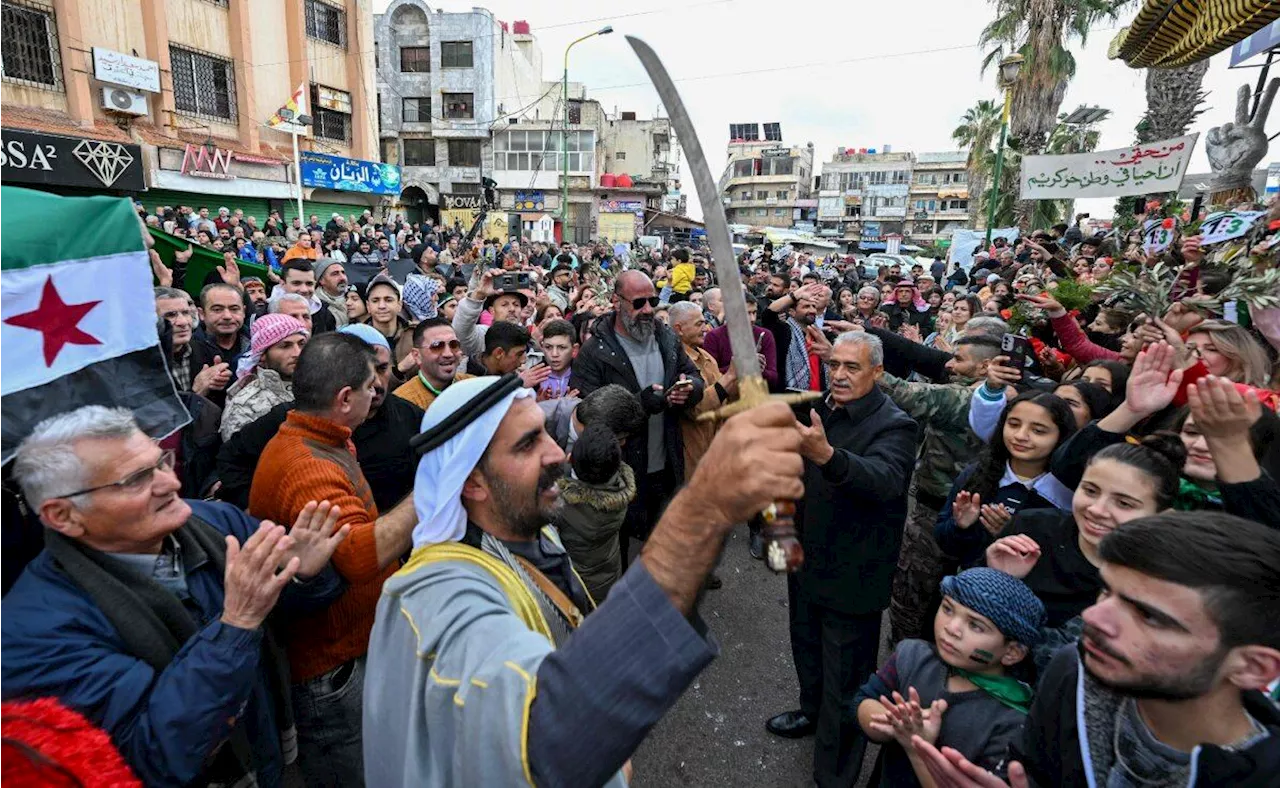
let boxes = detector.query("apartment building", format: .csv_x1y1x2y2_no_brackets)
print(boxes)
2,0,385,221
719,122,814,229
374,1,543,225
815,147,914,250
908,151,970,244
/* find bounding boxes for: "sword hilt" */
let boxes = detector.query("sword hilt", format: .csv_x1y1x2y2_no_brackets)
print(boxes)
700,377,818,573
761,500,804,573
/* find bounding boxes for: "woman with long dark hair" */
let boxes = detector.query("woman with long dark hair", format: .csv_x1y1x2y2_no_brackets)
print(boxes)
935,390,1078,565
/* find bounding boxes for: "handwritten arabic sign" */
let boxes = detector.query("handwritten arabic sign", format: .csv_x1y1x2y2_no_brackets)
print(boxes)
1197,210,1266,246
1020,134,1197,199
299,151,401,195
92,47,161,93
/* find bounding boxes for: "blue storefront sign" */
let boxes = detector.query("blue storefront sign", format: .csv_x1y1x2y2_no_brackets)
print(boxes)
299,151,401,195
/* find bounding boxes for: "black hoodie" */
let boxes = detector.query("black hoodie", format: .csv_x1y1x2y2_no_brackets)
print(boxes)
1013,645,1280,787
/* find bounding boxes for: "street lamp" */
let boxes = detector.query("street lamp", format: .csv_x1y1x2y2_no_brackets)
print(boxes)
984,52,1023,246
561,25,613,238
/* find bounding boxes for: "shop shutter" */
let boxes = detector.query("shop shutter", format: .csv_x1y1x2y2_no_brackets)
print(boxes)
141,189,273,226
280,199,374,225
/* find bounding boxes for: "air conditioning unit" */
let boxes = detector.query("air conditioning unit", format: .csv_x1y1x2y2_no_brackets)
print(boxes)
102,87,148,116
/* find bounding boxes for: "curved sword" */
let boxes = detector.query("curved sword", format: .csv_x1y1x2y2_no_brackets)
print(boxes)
626,35,816,573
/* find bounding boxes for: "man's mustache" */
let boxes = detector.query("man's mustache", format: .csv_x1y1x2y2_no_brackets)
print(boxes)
1081,624,1131,665
538,463,567,493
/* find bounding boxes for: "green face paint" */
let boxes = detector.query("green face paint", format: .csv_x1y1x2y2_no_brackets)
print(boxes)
969,648,996,665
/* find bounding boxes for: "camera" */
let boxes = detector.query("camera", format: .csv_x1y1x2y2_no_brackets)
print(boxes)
495,271,533,291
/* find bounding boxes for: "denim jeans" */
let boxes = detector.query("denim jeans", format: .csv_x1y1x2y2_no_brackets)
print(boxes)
291,656,366,788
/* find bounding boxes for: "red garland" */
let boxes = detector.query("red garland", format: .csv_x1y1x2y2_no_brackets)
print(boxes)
2,698,142,787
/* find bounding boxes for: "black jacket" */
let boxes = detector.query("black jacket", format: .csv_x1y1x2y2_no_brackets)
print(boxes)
215,396,423,513
759,305,827,394
794,386,917,615
1014,646,1280,787
310,304,337,335
569,312,703,485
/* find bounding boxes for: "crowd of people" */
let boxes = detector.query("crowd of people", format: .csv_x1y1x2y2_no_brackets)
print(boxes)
2,195,1279,788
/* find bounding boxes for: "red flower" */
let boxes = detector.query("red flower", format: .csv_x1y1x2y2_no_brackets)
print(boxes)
1162,218,1175,230
1000,308,1012,320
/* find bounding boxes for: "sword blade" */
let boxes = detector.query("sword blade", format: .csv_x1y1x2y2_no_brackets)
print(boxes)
626,36,762,384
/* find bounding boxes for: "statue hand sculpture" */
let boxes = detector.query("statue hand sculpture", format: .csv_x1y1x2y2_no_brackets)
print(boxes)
1206,79,1278,192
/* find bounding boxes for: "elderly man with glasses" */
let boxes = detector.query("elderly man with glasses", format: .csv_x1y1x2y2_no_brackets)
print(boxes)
1,405,349,788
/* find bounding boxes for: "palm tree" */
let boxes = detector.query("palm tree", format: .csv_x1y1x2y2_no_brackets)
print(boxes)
952,99,1003,229
1137,61,1210,144
979,0,1129,228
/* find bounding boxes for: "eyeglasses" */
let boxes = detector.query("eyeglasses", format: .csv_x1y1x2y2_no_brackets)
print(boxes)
56,449,176,499
631,296,660,310
424,339,462,353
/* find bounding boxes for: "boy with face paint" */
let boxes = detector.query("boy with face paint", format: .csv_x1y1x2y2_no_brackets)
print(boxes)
852,568,1045,787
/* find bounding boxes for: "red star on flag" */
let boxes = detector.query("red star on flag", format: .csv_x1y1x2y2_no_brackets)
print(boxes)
4,276,103,366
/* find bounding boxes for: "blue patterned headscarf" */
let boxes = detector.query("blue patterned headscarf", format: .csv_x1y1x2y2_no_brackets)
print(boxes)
403,274,440,321
940,568,1046,646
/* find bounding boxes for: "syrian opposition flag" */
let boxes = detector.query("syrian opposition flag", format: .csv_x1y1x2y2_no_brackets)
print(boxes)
1,187,190,463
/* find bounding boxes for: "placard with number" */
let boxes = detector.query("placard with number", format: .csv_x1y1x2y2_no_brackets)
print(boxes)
1142,219,1176,256
1197,210,1266,246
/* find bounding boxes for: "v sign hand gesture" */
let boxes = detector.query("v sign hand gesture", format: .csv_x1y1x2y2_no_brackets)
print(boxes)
1206,79,1280,186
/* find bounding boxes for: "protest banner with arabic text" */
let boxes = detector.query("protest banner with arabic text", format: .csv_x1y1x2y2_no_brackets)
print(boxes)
1020,134,1197,199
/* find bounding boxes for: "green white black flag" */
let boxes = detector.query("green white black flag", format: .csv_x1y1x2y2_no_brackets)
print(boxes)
1,186,189,462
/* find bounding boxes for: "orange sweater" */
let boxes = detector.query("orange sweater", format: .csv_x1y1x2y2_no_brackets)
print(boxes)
248,410,396,682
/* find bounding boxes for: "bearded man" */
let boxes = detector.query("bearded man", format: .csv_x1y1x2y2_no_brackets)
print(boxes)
569,271,703,561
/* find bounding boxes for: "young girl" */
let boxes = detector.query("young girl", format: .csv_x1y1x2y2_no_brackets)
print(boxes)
982,433,1184,671
935,391,1078,565
969,376,1114,440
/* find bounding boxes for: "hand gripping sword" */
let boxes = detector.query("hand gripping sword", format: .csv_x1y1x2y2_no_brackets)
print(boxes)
626,36,821,573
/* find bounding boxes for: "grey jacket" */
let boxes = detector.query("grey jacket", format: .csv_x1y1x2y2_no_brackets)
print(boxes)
539,396,580,453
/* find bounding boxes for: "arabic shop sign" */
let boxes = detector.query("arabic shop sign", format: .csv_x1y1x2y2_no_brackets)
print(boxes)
299,151,401,195
1020,134,1197,200
514,190,545,210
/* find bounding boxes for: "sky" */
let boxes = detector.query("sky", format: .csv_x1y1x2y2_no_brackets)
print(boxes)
374,0,1269,222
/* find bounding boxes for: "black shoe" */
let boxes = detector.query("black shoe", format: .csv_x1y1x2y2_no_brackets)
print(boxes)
749,530,764,560
765,710,815,739
704,572,723,590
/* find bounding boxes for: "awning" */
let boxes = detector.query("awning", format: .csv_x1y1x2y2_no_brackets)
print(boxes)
1110,0,1280,68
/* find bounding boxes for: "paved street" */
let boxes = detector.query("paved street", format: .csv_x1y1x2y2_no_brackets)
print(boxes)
632,526,886,788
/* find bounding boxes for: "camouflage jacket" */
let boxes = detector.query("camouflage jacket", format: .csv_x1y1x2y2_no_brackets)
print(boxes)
878,373,983,502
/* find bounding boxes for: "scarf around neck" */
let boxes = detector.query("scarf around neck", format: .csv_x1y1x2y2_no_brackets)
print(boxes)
952,666,1034,714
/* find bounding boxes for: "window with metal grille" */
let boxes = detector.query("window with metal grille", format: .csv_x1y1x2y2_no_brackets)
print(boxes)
402,97,430,123
2,0,61,89
305,0,346,47
314,107,350,142
400,46,430,72
615,151,626,160
448,140,481,167
170,46,236,121
451,183,481,195
403,139,435,166
443,93,473,119
441,41,473,68
567,101,582,125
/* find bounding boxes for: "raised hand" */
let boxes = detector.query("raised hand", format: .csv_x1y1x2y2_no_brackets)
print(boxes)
193,355,231,396
687,402,804,525
796,408,834,464
221,523,298,630
869,688,947,747
175,244,195,264
283,500,349,578
978,503,1013,537
665,373,694,406
519,363,553,390
985,534,1041,579
1187,375,1261,441
986,355,1022,391
1015,292,1065,318
150,250,173,287
1125,341,1184,417
217,253,241,287
952,491,981,529
911,737,1029,788
805,324,833,360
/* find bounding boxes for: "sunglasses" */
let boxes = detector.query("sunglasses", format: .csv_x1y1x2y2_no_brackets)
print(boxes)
631,296,660,310
424,339,462,353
